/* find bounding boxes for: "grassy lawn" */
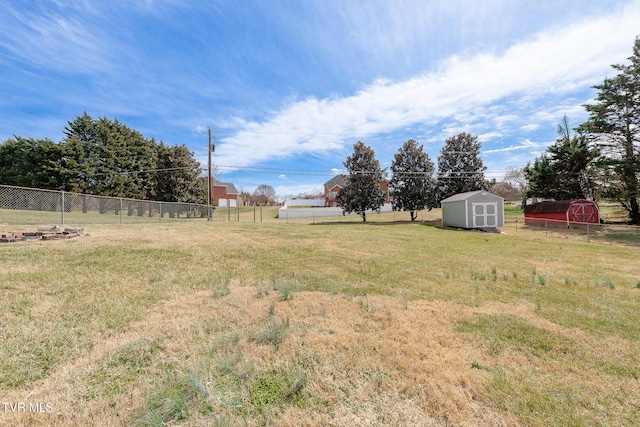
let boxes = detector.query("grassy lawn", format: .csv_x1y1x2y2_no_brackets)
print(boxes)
1,209,639,426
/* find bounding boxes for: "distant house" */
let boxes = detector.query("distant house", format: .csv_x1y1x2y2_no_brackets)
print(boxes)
323,175,347,207
212,179,240,207
441,190,505,229
524,200,599,226
323,175,389,207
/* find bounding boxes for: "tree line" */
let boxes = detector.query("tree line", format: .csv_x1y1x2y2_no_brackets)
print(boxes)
0,112,206,203
337,132,487,222
339,37,640,224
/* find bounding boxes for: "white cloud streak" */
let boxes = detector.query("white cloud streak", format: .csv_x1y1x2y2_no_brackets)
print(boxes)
0,3,111,73
483,139,549,155
214,1,640,169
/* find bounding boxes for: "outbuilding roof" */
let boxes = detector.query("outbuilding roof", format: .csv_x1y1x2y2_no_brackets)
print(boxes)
523,200,575,214
441,190,501,203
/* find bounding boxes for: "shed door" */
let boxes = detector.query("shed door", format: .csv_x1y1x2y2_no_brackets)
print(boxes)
569,202,596,223
472,203,498,228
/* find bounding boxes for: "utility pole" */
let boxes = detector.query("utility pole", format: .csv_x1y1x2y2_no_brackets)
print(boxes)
208,128,215,221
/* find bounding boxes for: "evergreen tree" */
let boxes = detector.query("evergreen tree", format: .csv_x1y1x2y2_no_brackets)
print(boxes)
0,137,64,189
389,139,436,221
337,141,386,222
91,116,157,199
154,143,203,202
60,112,101,194
525,116,599,201
60,113,157,199
2,113,205,205
436,132,486,201
579,37,640,224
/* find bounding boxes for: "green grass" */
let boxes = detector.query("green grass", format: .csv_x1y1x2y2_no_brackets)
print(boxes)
249,369,307,412
457,313,639,425
272,281,295,300
135,373,208,426
256,317,290,350
503,203,524,214
85,339,164,399
1,216,639,426
457,314,576,360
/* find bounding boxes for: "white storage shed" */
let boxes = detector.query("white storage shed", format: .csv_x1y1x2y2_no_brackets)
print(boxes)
441,190,504,229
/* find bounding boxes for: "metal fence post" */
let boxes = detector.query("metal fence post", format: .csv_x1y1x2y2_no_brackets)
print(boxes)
545,220,548,236
61,191,65,225
159,202,162,221
120,198,123,224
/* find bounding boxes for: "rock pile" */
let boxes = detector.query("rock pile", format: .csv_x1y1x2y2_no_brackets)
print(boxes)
0,226,85,243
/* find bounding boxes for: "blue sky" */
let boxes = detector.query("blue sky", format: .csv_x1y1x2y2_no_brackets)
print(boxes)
1,1,639,198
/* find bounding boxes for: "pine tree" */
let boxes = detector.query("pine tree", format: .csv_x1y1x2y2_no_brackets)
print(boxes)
389,139,436,221
337,141,386,222
579,37,640,224
525,116,599,201
0,137,64,189
61,113,157,199
60,112,101,194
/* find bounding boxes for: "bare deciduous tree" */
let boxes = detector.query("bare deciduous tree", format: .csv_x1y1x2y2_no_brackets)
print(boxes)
253,184,277,206
504,167,529,207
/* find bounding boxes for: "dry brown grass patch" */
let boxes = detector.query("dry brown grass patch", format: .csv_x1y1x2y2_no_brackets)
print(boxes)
2,280,525,426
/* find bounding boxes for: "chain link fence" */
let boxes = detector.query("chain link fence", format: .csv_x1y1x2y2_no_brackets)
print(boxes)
503,215,640,246
3,184,639,246
0,185,212,226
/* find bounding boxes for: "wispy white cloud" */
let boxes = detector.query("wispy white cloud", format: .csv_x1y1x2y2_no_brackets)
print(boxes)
0,3,111,72
483,139,549,155
214,1,640,169
520,124,541,133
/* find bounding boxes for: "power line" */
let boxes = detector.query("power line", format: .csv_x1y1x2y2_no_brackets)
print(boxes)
94,166,199,177
227,130,384,135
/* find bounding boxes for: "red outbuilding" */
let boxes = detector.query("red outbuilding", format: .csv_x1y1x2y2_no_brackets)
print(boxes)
524,199,600,226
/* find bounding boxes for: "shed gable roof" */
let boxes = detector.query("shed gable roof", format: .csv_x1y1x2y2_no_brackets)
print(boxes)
441,190,502,203
522,200,596,214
